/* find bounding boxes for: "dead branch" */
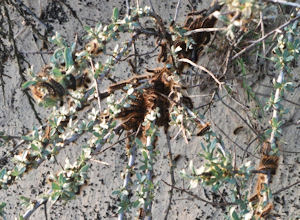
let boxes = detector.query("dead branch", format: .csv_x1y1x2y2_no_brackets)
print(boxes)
263,0,300,8
161,180,236,207
179,58,224,88
231,13,300,60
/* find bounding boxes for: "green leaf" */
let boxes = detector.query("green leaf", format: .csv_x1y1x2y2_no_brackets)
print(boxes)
132,200,140,207
87,121,94,130
42,97,57,107
57,126,65,134
271,118,279,127
209,139,217,153
31,144,40,152
140,174,147,182
231,210,240,220
93,132,101,138
285,55,294,62
71,41,77,53
64,47,74,70
112,8,119,22
118,25,124,32
58,173,65,184
79,164,89,173
112,190,120,195
11,166,26,177
51,191,60,203
85,88,95,98
0,168,6,179
52,67,63,77
84,25,91,32
139,165,147,171
200,143,206,152
135,138,143,147
52,48,64,62
22,81,37,89
0,202,6,209
107,24,115,32
142,151,148,161
20,196,30,203
136,172,142,181
52,182,61,191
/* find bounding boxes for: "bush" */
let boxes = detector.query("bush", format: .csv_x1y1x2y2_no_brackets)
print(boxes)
0,0,300,219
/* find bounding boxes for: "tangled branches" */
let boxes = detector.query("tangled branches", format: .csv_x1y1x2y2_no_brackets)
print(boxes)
1,0,300,219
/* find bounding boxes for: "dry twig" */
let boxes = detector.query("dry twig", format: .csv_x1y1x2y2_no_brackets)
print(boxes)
179,58,224,88
231,14,300,60
162,180,236,207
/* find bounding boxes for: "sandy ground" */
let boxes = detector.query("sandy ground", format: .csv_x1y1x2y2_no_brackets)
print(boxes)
0,0,299,219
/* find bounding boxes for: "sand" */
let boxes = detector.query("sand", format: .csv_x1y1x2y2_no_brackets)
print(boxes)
0,0,299,219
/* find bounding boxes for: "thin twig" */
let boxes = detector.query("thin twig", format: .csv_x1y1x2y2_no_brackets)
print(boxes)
187,0,195,10
21,50,54,55
126,0,131,15
93,132,135,155
263,0,300,8
4,5,43,125
143,121,157,220
163,130,175,220
120,43,160,61
132,40,138,73
173,0,182,23
43,202,48,220
54,0,84,28
118,143,137,220
255,92,300,107
216,92,261,139
179,58,224,88
156,91,206,126
90,158,110,166
221,46,232,76
213,121,259,159
273,180,300,195
231,13,300,60
241,137,259,162
23,190,51,219
148,0,155,13
14,0,52,31
260,11,266,62
184,27,227,36
89,58,102,113
32,33,46,65
14,26,28,40
148,11,171,41
161,180,236,207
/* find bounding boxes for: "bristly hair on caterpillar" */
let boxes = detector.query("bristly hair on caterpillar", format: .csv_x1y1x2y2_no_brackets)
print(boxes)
157,1,223,73
29,64,93,107
249,141,279,218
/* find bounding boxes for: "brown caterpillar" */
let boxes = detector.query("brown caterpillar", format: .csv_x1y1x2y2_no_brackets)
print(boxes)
49,78,66,97
157,1,223,73
249,141,279,218
197,122,211,136
30,64,93,107
30,81,56,102
115,67,193,145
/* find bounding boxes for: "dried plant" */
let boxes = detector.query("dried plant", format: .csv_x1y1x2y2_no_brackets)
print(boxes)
0,0,300,219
